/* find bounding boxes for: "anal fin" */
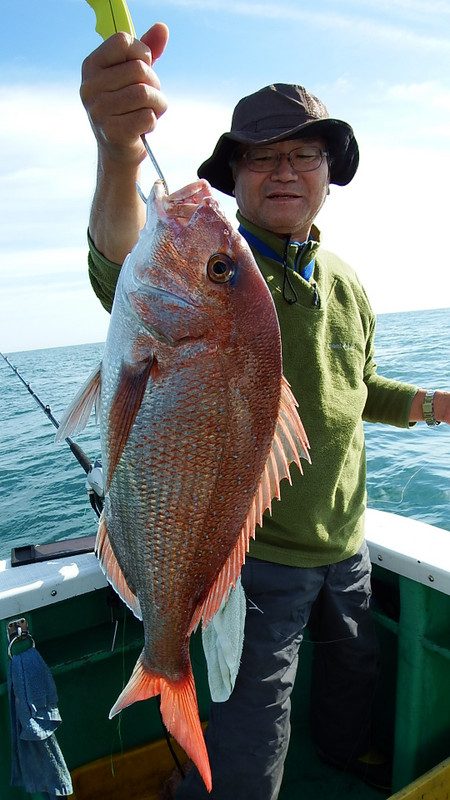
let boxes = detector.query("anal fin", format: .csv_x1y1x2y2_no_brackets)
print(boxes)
96,513,142,620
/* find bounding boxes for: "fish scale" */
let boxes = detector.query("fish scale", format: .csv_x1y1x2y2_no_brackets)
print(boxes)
57,178,310,792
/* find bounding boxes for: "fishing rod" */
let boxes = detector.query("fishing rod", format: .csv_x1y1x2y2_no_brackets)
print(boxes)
0,352,103,518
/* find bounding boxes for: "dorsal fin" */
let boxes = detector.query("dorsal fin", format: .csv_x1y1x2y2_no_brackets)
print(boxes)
189,375,310,633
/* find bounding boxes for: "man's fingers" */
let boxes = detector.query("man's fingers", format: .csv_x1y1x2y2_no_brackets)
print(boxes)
80,23,169,159
90,83,168,126
141,22,170,63
84,58,160,96
82,32,153,77
83,22,169,75
95,107,160,146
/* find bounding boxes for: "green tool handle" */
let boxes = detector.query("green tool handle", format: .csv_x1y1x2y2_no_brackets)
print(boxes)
86,0,136,40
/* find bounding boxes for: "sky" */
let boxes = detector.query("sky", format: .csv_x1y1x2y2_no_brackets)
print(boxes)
1,0,450,353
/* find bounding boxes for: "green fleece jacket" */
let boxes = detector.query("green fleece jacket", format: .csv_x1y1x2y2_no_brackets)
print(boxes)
87,215,417,568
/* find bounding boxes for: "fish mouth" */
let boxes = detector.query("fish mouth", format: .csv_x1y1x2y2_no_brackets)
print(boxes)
157,179,217,224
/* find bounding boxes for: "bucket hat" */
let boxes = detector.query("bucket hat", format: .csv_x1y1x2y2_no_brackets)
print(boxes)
197,83,359,195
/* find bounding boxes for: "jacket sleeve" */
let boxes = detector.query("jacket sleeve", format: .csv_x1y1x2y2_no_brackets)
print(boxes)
362,309,418,428
87,231,122,314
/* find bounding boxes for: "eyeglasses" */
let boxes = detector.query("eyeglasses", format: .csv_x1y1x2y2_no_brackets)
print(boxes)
241,145,329,174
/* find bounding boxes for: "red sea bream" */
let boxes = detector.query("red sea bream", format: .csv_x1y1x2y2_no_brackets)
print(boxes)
57,179,310,791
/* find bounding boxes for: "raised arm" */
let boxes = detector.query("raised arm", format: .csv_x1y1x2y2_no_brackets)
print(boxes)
80,23,169,264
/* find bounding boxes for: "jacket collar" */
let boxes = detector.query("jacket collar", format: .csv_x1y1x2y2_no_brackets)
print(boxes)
236,211,321,274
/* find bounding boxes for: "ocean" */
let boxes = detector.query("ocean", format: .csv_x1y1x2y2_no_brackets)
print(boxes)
0,307,449,560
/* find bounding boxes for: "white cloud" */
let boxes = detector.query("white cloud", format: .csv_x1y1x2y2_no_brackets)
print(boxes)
317,143,450,313
327,0,450,16
0,247,109,353
0,84,93,168
1,80,449,353
147,0,450,52
2,246,88,283
386,81,450,111
0,84,235,352
344,80,450,151
0,84,97,255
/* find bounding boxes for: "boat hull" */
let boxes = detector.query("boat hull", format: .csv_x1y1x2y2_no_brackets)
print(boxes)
1,509,450,799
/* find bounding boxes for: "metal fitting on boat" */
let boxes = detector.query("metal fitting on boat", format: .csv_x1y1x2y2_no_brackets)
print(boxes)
7,617,36,659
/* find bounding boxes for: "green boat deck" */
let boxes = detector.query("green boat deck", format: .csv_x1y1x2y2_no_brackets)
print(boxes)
1,509,449,799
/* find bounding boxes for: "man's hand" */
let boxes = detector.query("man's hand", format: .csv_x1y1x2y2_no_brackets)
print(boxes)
433,391,450,424
82,23,169,264
80,23,169,166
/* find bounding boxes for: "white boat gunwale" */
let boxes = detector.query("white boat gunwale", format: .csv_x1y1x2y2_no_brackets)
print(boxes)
0,509,449,621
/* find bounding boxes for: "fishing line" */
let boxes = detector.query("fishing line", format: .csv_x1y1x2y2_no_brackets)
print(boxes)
120,605,128,691
109,606,128,777
114,608,126,756
108,602,186,781
156,700,186,781
368,466,424,507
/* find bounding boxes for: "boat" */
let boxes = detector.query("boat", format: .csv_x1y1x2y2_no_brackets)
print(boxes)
1,506,449,800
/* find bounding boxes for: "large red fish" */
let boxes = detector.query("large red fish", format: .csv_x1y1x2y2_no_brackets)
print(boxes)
57,179,310,791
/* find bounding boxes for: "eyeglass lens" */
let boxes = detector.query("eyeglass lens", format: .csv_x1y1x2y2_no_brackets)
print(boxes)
244,146,326,173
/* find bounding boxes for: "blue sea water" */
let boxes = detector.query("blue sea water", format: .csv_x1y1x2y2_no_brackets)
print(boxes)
0,307,449,560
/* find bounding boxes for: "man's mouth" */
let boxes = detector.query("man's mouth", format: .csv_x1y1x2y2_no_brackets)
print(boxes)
266,192,302,200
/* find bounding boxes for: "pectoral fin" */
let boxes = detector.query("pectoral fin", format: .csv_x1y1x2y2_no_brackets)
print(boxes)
106,356,154,490
55,362,102,441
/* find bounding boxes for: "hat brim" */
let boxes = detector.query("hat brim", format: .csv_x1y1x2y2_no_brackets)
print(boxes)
197,118,359,196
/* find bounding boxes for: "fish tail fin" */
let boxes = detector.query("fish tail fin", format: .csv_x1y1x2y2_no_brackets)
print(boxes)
109,652,212,792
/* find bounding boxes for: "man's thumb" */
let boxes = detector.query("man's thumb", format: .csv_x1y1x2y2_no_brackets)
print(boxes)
141,22,169,63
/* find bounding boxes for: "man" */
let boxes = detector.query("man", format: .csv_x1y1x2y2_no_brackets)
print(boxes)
80,24,450,800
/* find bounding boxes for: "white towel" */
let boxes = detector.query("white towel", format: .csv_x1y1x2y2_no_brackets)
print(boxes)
202,578,246,702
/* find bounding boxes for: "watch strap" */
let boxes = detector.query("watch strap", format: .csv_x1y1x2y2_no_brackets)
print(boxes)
423,390,440,427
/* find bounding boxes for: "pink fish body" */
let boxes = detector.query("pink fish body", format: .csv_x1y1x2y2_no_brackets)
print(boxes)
57,180,309,791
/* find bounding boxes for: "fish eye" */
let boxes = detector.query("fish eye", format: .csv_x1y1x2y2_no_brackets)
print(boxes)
207,254,235,284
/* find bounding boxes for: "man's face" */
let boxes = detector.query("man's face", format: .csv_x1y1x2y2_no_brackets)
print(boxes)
233,137,330,241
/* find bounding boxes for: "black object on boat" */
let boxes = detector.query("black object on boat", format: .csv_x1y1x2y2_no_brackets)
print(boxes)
10,535,96,567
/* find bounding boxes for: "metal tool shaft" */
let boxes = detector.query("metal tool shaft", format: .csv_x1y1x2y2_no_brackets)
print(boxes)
141,134,169,194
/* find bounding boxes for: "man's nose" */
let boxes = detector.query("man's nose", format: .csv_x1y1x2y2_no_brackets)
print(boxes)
271,153,298,178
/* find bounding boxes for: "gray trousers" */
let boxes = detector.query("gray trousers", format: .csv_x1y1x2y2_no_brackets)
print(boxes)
176,542,379,800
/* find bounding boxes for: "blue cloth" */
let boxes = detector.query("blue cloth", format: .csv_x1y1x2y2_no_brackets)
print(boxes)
8,646,73,798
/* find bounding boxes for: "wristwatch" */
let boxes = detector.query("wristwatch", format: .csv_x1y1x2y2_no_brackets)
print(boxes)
422,390,441,427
